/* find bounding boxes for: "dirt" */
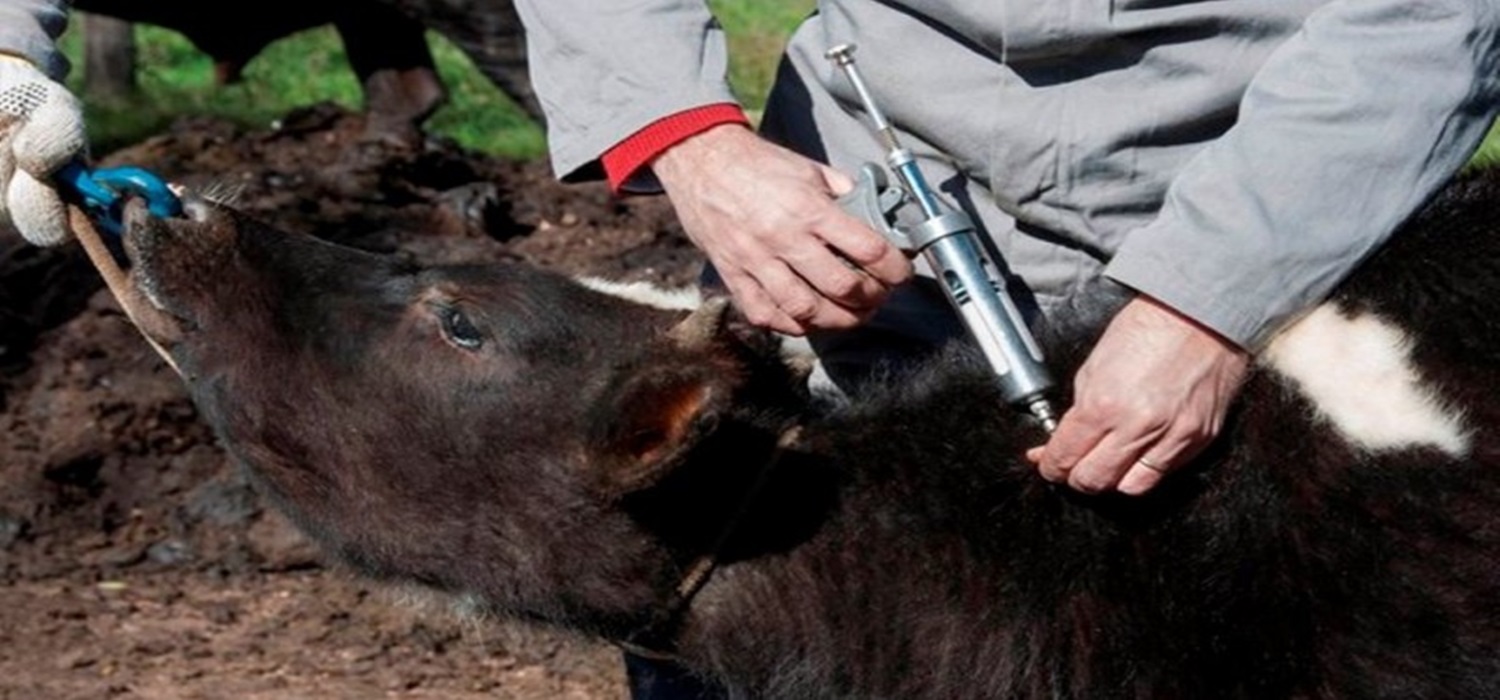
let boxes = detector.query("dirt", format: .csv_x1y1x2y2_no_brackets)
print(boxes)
0,104,706,699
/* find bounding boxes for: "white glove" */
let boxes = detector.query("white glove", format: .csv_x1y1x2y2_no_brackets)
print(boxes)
0,54,86,246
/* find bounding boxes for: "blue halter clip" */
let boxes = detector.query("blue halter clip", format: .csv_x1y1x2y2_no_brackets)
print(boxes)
58,162,183,237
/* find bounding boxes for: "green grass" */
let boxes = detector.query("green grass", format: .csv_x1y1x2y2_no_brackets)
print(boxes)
710,0,816,114
1467,119,1500,171
60,23,549,158
422,32,546,157
60,4,813,159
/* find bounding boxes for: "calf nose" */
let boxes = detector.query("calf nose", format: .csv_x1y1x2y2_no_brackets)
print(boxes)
123,190,215,226
122,195,155,232
122,194,242,277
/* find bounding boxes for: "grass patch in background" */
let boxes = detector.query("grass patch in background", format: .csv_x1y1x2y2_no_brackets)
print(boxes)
710,0,815,115
61,23,549,159
62,24,350,153
421,34,546,157
1467,120,1500,171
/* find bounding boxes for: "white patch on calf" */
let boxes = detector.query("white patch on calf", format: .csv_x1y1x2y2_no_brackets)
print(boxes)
576,277,701,310
1261,304,1470,456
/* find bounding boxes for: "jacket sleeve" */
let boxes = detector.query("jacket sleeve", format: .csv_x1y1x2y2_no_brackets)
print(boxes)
1103,0,1500,348
0,0,70,80
511,0,743,182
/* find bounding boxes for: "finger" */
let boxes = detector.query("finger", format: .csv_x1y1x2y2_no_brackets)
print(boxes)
8,170,69,246
715,267,806,335
782,240,891,311
756,260,865,329
723,258,866,334
1116,457,1168,496
816,210,912,288
1116,429,1209,496
1036,407,1107,483
1065,429,1153,494
813,165,911,287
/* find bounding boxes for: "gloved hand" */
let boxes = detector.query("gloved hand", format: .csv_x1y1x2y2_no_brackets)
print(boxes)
0,54,86,246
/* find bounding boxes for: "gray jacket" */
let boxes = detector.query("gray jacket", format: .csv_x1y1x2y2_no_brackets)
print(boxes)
515,0,1500,348
0,0,69,80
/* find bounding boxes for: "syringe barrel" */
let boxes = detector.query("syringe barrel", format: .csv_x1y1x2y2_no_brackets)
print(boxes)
918,229,1055,406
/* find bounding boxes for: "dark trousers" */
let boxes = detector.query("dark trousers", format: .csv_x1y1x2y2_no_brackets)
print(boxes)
624,652,729,700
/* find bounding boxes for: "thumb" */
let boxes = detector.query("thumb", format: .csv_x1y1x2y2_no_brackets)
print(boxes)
8,168,69,246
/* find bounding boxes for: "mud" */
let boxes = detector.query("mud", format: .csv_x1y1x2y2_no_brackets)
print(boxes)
0,104,704,699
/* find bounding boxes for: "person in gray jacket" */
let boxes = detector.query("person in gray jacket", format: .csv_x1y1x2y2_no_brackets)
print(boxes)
512,6,1498,697
512,0,1500,499
0,0,85,247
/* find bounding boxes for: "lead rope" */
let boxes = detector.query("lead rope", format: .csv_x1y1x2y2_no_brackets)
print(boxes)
618,423,804,662
67,204,182,376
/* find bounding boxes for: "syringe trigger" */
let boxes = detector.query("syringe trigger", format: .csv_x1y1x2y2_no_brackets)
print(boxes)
836,163,913,252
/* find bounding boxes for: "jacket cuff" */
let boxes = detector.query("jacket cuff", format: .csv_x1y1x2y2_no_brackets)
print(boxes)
601,103,750,194
1103,242,1267,351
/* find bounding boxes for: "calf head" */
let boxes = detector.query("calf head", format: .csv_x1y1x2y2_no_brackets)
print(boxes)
119,197,808,633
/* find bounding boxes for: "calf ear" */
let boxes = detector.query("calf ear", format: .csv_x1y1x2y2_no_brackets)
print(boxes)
588,300,743,497
590,366,732,497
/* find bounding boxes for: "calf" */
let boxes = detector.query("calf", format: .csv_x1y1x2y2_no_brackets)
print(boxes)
112,171,1500,699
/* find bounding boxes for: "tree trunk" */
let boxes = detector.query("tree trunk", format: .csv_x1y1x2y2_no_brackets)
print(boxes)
82,13,136,100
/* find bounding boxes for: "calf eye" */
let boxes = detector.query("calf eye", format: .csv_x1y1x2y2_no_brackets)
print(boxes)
440,306,484,350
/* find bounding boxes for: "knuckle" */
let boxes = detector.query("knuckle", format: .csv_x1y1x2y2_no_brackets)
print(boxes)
886,258,915,283
789,192,835,220
836,233,889,264
823,273,868,303
1070,397,1119,426
1173,419,1219,446
1069,473,1111,494
822,311,863,330
741,304,779,328
1041,450,1078,475
763,209,803,235
1082,391,1127,416
780,297,820,322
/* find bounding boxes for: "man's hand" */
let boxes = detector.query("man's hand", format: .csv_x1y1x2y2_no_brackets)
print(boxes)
0,54,86,246
651,124,911,335
1028,296,1250,495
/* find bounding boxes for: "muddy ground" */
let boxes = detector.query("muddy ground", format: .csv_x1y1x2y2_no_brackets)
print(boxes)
0,104,707,699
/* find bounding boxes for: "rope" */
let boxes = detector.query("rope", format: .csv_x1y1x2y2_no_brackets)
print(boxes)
67,204,181,376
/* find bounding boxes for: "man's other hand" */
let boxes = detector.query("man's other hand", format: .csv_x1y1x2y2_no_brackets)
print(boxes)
1028,295,1250,495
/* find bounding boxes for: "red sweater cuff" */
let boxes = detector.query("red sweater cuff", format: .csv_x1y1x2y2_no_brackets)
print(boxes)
601,104,751,193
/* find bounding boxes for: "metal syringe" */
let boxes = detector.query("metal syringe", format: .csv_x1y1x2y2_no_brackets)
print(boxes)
825,43,1060,431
